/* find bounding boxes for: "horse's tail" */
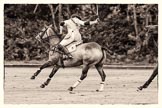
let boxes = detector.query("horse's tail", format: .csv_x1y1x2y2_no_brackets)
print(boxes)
96,47,107,65
97,46,115,65
101,47,113,55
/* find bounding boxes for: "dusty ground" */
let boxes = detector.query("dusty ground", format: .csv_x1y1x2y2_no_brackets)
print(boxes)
4,67,158,104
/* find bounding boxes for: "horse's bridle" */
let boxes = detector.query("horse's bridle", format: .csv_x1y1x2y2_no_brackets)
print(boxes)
36,26,63,53
38,26,49,40
37,26,61,41
35,26,54,49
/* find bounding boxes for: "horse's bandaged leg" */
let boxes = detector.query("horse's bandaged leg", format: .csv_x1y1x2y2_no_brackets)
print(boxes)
72,80,82,88
98,82,105,91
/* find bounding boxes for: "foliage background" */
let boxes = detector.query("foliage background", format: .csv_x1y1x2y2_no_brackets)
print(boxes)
4,4,158,64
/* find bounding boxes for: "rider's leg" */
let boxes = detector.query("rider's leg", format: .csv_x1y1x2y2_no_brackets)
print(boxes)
57,44,73,59
59,34,75,59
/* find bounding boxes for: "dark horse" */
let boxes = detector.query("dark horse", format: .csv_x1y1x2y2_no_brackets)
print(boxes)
138,65,158,91
138,29,158,91
30,25,107,92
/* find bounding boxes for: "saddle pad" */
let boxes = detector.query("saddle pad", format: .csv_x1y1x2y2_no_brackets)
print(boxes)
66,41,82,53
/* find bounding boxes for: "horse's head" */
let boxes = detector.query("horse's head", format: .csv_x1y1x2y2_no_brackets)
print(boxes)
35,25,60,46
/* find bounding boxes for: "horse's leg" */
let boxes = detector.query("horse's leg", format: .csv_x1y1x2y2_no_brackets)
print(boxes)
95,64,106,92
40,65,60,88
138,66,158,90
31,61,53,80
68,65,90,91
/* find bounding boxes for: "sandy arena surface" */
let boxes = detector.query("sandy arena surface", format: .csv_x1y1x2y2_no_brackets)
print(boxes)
4,67,158,104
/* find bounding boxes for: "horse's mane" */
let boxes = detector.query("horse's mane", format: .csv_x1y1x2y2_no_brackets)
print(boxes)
49,26,61,40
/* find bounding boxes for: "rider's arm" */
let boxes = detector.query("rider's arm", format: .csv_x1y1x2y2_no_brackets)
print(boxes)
74,18,99,26
84,18,99,26
74,18,85,26
60,26,63,34
60,21,65,34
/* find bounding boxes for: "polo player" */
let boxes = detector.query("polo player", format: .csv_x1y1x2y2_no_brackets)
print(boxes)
57,14,100,59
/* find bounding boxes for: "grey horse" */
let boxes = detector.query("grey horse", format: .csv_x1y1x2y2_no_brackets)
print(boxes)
31,25,108,92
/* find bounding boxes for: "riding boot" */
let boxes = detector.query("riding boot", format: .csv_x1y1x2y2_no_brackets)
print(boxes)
58,44,73,59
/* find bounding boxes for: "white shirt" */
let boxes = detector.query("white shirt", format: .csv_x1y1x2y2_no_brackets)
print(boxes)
63,17,85,33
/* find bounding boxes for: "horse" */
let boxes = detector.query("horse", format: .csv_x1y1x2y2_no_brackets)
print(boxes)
30,25,107,92
138,65,158,91
138,29,158,91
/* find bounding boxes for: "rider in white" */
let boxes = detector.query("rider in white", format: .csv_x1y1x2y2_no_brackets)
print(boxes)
57,14,99,59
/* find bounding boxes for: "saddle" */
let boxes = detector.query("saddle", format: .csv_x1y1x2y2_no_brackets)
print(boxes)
55,41,82,68
50,41,82,55
66,40,83,53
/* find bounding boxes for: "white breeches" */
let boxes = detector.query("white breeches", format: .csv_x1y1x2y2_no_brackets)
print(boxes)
60,30,82,46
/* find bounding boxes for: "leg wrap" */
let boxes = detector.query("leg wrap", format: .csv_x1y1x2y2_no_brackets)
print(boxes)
72,80,82,88
99,82,105,91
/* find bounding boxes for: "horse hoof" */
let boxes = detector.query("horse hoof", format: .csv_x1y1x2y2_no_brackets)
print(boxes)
96,89,103,92
30,76,35,80
137,86,143,91
40,84,45,88
44,82,48,85
69,91,75,94
68,87,73,91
